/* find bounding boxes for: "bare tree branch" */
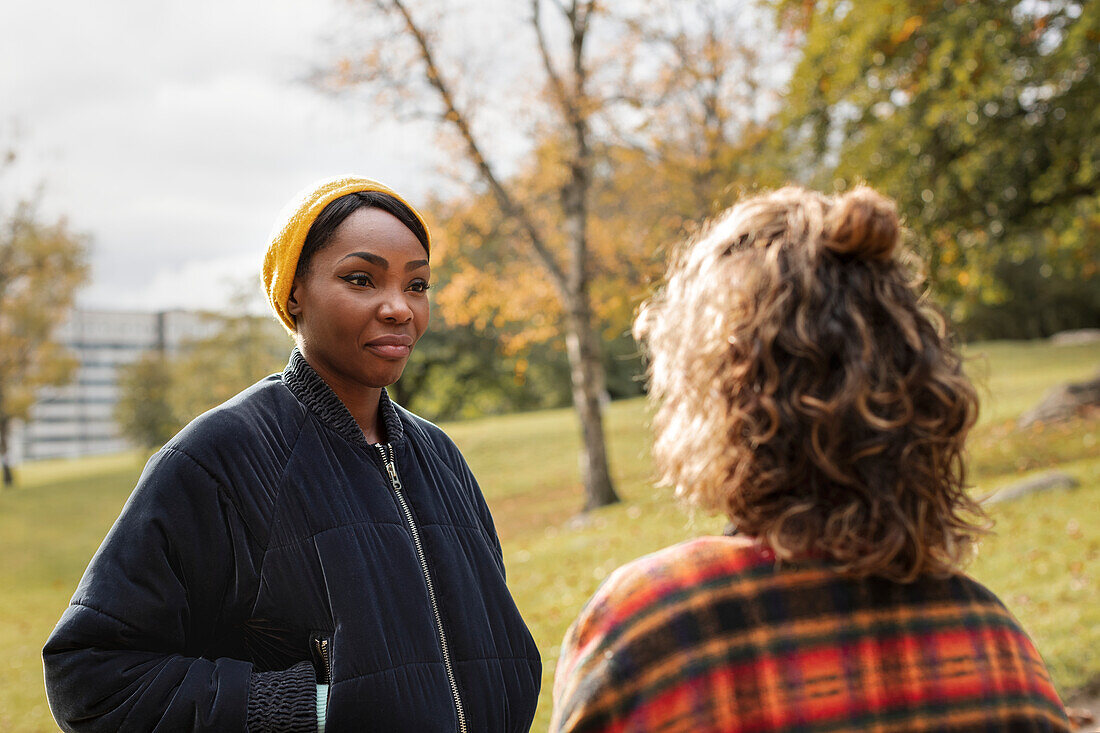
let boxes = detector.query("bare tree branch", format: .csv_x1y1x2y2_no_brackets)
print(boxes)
388,0,569,295
531,0,572,118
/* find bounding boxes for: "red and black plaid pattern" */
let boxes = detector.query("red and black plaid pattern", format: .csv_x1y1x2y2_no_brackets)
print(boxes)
552,536,1069,732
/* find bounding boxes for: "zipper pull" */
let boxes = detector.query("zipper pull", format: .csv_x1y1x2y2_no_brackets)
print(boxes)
376,444,403,491
311,635,332,685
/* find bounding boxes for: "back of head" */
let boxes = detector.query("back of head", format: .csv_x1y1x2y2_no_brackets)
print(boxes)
635,185,984,582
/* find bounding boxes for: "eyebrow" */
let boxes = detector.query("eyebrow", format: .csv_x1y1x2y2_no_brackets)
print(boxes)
338,252,430,272
340,252,387,268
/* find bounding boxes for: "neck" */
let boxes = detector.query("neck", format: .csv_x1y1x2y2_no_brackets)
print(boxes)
346,387,384,444
296,345,385,443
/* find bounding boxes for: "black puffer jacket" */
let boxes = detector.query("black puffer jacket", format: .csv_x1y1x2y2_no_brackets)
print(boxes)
43,350,542,732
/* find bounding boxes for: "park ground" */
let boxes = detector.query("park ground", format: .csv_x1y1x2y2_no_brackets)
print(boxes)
0,338,1097,731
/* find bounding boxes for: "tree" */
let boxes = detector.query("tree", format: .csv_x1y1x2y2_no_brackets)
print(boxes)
115,352,177,449
323,0,790,509
0,197,89,486
612,0,788,218
114,295,292,452
169,306,291,424
770,0,1099,332
393,315,575,421
327,0,623,509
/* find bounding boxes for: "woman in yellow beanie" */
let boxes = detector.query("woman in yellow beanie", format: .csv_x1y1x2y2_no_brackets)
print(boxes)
45,177,542,732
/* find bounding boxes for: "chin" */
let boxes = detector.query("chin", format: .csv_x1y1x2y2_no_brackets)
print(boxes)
367,366,409,388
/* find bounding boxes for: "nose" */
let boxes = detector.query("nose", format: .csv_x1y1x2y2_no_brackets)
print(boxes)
377,285,414,323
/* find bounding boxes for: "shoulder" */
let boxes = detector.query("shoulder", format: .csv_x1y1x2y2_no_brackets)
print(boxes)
601,536,767,608
170,375,302,447
948,572,1013,606
163,374,306,484
553,537,767,718
567,536,766,647
934,572,1034,632
394,402,467,468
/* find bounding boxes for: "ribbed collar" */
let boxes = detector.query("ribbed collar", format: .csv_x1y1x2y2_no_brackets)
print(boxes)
281,348,404,446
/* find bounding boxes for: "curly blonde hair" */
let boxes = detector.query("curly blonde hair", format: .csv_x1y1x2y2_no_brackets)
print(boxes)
635,185,987,582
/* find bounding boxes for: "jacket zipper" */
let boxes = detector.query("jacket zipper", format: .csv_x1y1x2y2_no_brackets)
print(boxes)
375,442,467,733
312,635,332,685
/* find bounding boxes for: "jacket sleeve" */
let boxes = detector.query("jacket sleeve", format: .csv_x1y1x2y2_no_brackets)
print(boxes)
42,446,314,732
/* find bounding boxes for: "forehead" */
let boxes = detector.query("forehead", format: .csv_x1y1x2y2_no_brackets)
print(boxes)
321,207,426,261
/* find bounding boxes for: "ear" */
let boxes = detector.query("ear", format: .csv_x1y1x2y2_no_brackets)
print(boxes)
286,280,303,317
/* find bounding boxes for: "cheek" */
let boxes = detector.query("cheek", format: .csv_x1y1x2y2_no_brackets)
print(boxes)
317,293,368,337
414,299,430,337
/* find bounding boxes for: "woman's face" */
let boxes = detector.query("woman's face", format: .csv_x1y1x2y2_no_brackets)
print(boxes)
288,206,430,392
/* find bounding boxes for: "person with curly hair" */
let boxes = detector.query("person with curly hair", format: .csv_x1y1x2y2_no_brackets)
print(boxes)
551,186,1070,732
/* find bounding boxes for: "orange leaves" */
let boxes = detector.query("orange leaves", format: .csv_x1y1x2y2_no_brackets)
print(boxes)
0,199,89,424
439,264,560,356
431,191,564,355
426,134,698,358
891,16,924,47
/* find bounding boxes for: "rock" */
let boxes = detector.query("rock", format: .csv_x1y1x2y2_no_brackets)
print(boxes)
983,470,1080,505
1065,673,1100,732
1050,329,1100,346
1018,370,1100,428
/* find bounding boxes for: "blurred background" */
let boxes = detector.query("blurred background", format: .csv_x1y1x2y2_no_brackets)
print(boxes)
1,0,1097,730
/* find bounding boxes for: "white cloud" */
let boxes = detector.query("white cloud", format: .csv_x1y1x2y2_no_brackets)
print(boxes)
83,252,263,312
1,0,446,313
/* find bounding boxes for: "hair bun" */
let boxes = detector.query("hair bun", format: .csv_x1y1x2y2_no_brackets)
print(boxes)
824,186,900,261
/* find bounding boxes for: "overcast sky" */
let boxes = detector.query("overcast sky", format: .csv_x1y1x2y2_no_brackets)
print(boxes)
0,0,465,313
3,0,777,316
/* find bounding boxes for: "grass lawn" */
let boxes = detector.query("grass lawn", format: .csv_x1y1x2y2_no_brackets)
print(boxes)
1,339,1097,731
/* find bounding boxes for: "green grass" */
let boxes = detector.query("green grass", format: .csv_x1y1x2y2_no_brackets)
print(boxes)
963,340,1100,426
1,339,1097,731
0,451,150,732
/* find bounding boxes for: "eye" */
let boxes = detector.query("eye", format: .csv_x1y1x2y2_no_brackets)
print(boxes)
407,279,431,293
340,273,372,287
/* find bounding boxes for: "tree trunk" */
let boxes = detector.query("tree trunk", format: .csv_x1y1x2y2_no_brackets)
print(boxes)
383,0,616,510
0,417,12,488
558,1,617,510
563,298,619,510
560,153,618,509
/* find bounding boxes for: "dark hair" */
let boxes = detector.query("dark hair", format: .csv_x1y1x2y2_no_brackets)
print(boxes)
295,191,430,279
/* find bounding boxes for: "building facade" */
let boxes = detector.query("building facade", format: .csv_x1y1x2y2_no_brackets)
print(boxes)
11,309,214,462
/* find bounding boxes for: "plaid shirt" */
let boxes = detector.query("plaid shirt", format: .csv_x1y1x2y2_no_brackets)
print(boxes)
552,536,1069,732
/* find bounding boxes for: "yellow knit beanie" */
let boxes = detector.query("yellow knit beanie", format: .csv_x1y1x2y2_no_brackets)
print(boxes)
262,175,432,333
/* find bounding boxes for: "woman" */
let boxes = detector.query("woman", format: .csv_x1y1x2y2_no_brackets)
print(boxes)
44,176,542,732
551,186,1070,732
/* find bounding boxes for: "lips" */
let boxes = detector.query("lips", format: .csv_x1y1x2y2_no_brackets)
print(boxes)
364,334,414,359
